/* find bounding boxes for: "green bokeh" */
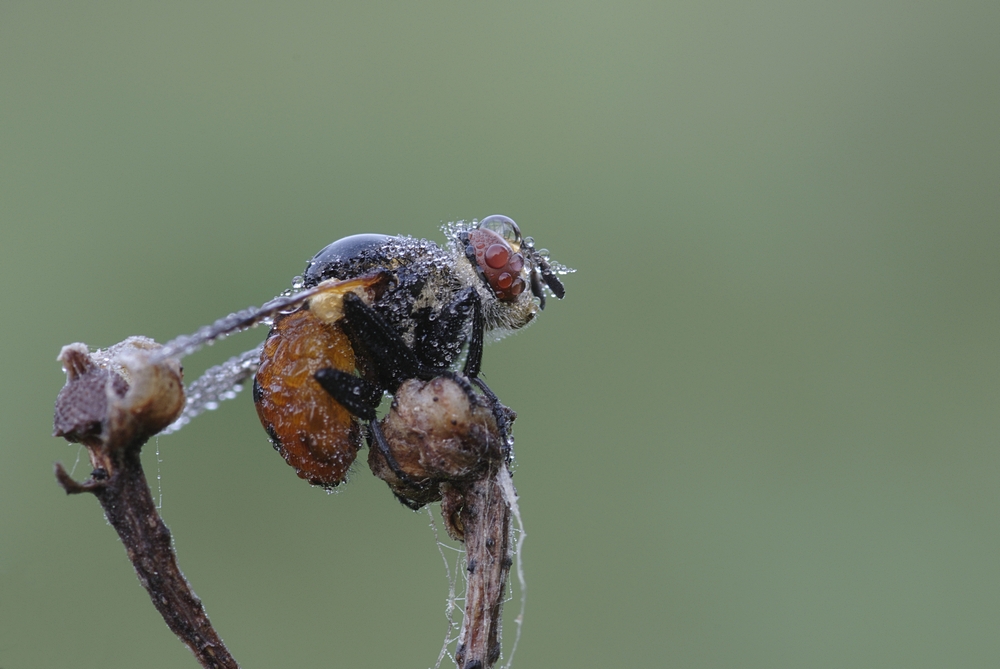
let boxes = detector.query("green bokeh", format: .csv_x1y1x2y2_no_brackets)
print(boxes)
3,2,999,667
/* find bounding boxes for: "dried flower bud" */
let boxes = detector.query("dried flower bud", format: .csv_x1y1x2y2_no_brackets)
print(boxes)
369,376,503,509
54,336,184,454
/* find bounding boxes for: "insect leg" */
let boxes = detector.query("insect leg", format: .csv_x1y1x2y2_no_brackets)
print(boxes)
367,418,431,510
340,292,428,388
463,291,485,378
414,287,478,371
471,376,516,460
313,368,383,421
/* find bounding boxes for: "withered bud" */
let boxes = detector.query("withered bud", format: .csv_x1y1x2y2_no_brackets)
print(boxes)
369,376,503,510
54,336,184,456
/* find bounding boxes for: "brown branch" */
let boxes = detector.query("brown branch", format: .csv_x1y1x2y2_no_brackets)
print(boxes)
368,376,516,669
450,470,512,669
53,339,239,669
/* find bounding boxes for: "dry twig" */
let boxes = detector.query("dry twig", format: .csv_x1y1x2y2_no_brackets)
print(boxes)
52,338,238,669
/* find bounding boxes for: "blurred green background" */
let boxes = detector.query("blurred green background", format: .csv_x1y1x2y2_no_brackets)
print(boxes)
2,2,999,667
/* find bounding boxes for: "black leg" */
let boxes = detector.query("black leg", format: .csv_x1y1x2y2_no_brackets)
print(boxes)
314,368,382,421
463,292,485,378
340,292,426,389
415,287,479,371
471,377,515,459
342,289,485,386
367,418,431,509
392,491,424,511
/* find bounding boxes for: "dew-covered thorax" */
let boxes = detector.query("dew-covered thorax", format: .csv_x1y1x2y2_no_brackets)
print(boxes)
295,218,572,357
301,233,461,347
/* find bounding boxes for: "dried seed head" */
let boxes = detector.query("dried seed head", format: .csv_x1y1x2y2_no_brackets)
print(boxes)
369,376,503,508
54,336,184,451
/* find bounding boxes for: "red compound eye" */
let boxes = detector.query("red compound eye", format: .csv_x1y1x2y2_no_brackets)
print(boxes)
485,244,509,269
466,227,528,302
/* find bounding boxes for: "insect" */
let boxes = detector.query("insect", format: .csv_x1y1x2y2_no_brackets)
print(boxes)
251,215,569,496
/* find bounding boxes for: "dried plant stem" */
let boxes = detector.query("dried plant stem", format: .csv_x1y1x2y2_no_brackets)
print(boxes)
454,466,512,669
53,340,238,669
56,453,238,669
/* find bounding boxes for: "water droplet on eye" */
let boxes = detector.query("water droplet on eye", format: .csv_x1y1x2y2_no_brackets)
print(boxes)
485,244,509,269
291,275,305,290
205,401,219,411
479,215,521,246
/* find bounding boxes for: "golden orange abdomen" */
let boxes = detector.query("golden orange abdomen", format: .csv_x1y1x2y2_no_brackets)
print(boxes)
254,308,360,487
